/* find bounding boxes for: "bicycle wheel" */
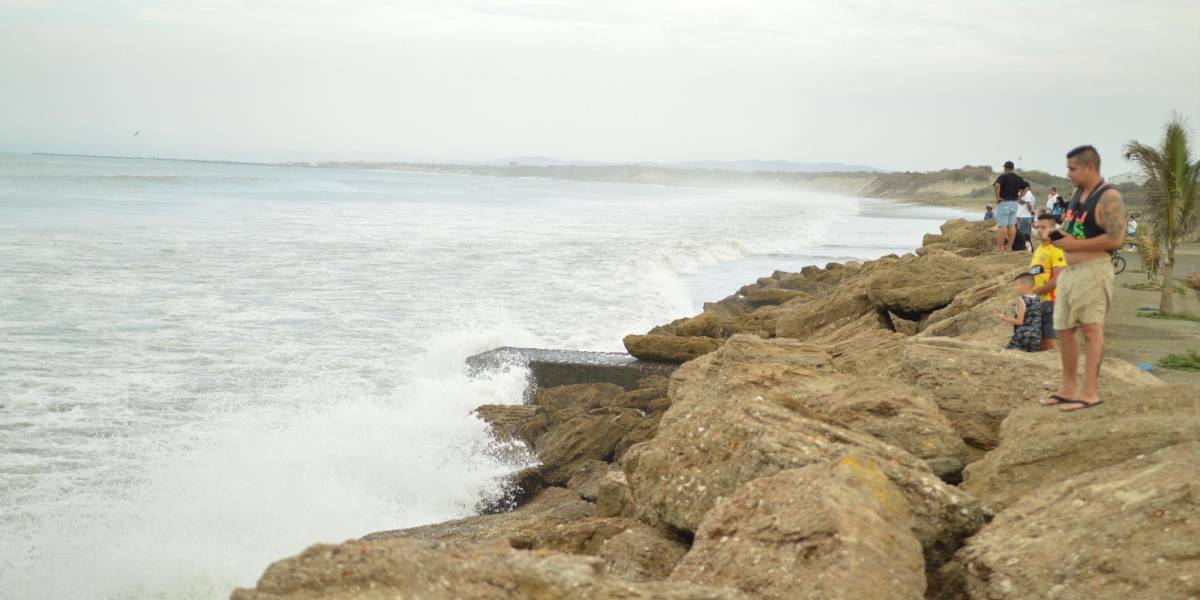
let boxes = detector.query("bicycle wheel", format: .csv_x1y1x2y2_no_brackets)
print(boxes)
1112,255,1126,274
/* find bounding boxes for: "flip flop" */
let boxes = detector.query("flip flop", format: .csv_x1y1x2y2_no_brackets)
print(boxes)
1039,394,1074,406
1059,400,1104,412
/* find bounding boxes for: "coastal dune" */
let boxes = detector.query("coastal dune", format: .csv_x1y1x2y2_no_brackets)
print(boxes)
231,219,1199,600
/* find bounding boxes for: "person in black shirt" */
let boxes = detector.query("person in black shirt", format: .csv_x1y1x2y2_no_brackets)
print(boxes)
993,161,1028,251
1043,145,1127,412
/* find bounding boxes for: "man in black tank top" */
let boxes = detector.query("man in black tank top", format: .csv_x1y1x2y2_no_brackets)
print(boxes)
1042,145,1127,412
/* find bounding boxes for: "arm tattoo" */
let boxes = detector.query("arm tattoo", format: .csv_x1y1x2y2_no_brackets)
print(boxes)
1100,190,1126,241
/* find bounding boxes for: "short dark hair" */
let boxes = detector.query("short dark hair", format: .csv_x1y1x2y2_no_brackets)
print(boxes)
1013,272,1035,284
1003,160,1015,169
1066,145,1101,169
1037,213,1057,223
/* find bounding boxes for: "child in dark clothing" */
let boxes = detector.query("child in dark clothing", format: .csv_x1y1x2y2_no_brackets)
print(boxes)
994,273,1042,352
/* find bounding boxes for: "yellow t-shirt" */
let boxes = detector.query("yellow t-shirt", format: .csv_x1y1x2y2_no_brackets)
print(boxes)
1030,242,1068,301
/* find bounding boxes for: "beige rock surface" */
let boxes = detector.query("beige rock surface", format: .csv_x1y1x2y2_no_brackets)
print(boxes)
566,459,615,501
667,334,968,478
528,383,632,484
474,403,548,448
231,537,745,600
364,486,594,545
670,455,927,600
623,334,721,364
937,442,1200,600
918,219,999,257
597,470,637,519
626,387,985,569
864,252,981,321
899,337,1163,451
962,384,1200,509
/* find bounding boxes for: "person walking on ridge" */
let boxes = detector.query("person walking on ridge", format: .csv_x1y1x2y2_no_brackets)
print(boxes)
1043,145,1126,411
993,161,1027,251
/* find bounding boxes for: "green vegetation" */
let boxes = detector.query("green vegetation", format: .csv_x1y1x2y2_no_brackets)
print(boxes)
1158,349,1200,371
1124,113,1200,313
1137,310,1200,323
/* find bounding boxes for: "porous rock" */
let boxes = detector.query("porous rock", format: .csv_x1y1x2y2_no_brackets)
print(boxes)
670,454,927,600
597,470,637,519
666,334,968,479
864,251,981,321
626,377,985,570
231,537,745,600
623,334,721,364
962,384,1200,509
899,337,1162,451
530,383,629,484
936,442,1200,600
364,486,594,546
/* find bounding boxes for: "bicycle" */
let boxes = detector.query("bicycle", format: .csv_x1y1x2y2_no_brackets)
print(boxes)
1111,249,1127,274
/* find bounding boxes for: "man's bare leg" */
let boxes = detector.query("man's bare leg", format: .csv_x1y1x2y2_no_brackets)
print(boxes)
996,227,1006,251
1004,225,1016,251
1061,323,1104,410
1044,327,1079,404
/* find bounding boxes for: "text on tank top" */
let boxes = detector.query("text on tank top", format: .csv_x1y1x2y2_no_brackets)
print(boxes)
1062,180,1111,240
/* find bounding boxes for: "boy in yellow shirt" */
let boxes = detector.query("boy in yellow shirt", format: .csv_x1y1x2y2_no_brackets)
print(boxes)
1029,214,1068,350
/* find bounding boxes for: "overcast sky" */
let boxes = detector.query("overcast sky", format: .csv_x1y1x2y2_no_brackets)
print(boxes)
2,0,1197,172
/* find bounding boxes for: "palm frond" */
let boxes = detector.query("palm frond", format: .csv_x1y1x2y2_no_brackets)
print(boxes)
1124,114,1200,245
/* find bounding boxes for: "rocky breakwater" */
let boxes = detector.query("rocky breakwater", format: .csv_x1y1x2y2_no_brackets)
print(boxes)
232,218,1199,600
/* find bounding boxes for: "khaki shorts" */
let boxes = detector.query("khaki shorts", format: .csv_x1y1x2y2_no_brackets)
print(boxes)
1054,257,1114,330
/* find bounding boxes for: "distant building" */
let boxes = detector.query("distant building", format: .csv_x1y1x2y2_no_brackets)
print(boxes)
1109,171,1148,185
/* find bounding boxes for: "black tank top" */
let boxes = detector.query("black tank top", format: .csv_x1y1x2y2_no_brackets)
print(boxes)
1062,180,1110,240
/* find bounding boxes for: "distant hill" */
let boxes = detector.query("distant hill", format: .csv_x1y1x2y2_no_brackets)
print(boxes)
287,160,1143,209
653,160,883,173
478,157,883,173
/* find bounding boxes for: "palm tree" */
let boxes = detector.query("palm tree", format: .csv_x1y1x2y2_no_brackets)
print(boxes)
1124,113,1200,313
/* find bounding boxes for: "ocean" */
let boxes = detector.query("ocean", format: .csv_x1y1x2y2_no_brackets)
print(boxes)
0,153,965,599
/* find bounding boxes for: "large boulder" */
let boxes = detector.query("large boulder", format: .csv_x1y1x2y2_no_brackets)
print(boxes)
670,455,927,600
597,470,637,519
623,334,721,364
899,337,1163,451
529,517,690,581
599,526,693,582
364,486,594,545
936,442,1200,600
666,335,969,479
776,262,863,295
231,537,746,600
474,404,548,448
526,381,673,484
962,384,1200,509
625,387,985,570
863,252,981,321
774,280,876,340
916,276,1014,345
919,219,998,257
800,312,908,376
533,387,630,485
743,286,811,307
363,486,688,583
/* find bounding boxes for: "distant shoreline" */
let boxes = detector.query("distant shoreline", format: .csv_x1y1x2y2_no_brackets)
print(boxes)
31,152,284,168
23,152,1094,211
